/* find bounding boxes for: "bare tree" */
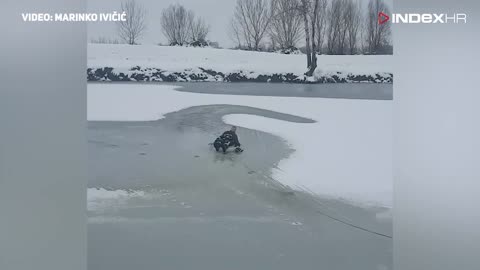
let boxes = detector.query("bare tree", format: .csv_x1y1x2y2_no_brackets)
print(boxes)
189,17,210,43
309,0,321,74
299,0,311,69
298,0,321,75
116,0,147,45
269,0,303,49
326,0,348,54
161,4,194,45
229,18,244,48
161,4,210,46
269,35,278,51
365,0,391,53
344,0,362,54
231,0,272,51
314,0,328,54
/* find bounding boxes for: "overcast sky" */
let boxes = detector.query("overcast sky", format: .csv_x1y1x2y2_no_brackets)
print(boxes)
88,0,393,48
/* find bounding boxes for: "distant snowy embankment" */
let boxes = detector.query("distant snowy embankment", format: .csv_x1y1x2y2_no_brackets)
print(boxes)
87,44,393,84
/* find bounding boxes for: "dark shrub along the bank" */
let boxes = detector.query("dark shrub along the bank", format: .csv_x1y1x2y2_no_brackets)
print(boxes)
87,67,393,84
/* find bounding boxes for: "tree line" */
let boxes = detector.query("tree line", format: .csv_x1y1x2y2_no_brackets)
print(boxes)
114,0,211,47
230,0,391,54
114,0,390,53
229,0,391,74
111,0,391,75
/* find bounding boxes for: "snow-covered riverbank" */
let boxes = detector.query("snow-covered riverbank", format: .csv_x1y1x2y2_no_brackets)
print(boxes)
88,83,392,207
87,44,393,83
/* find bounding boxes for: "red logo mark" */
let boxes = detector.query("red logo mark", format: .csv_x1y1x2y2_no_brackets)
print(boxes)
378,12,390,24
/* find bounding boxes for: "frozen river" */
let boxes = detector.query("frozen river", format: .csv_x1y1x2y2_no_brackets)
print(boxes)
88,82,392,270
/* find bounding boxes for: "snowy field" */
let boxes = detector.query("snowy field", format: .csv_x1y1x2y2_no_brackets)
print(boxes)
88,44,393,83
88,83,392,207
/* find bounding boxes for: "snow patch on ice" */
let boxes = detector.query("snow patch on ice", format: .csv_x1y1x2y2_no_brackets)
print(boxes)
223,114,392,208
87,187,157,211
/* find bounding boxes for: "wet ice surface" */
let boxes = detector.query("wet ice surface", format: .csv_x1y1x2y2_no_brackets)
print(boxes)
88,104,392,270
173,81,393,100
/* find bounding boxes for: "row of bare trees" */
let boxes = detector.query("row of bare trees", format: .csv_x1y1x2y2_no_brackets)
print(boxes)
229,0,391,74
114,0,390,76
115,1,210,46
269,0,304,50
325,0,361,54
230,0,272,51
230,0,391,55
160,4,210,46
365,0,391,54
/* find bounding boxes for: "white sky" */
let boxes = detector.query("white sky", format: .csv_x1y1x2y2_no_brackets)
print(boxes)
88,0,393,48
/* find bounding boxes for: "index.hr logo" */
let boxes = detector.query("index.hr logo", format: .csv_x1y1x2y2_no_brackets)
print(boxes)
378,12,467,24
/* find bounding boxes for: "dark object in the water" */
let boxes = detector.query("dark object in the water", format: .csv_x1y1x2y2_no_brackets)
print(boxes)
213,127,241,153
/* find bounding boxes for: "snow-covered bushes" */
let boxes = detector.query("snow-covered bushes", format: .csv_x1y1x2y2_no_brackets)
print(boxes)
276,46,302,55
87,44,393,83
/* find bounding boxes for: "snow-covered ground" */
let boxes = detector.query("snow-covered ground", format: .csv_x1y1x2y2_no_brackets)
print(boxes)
88,83,392,207
223,114,392,208
87,44,393,83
